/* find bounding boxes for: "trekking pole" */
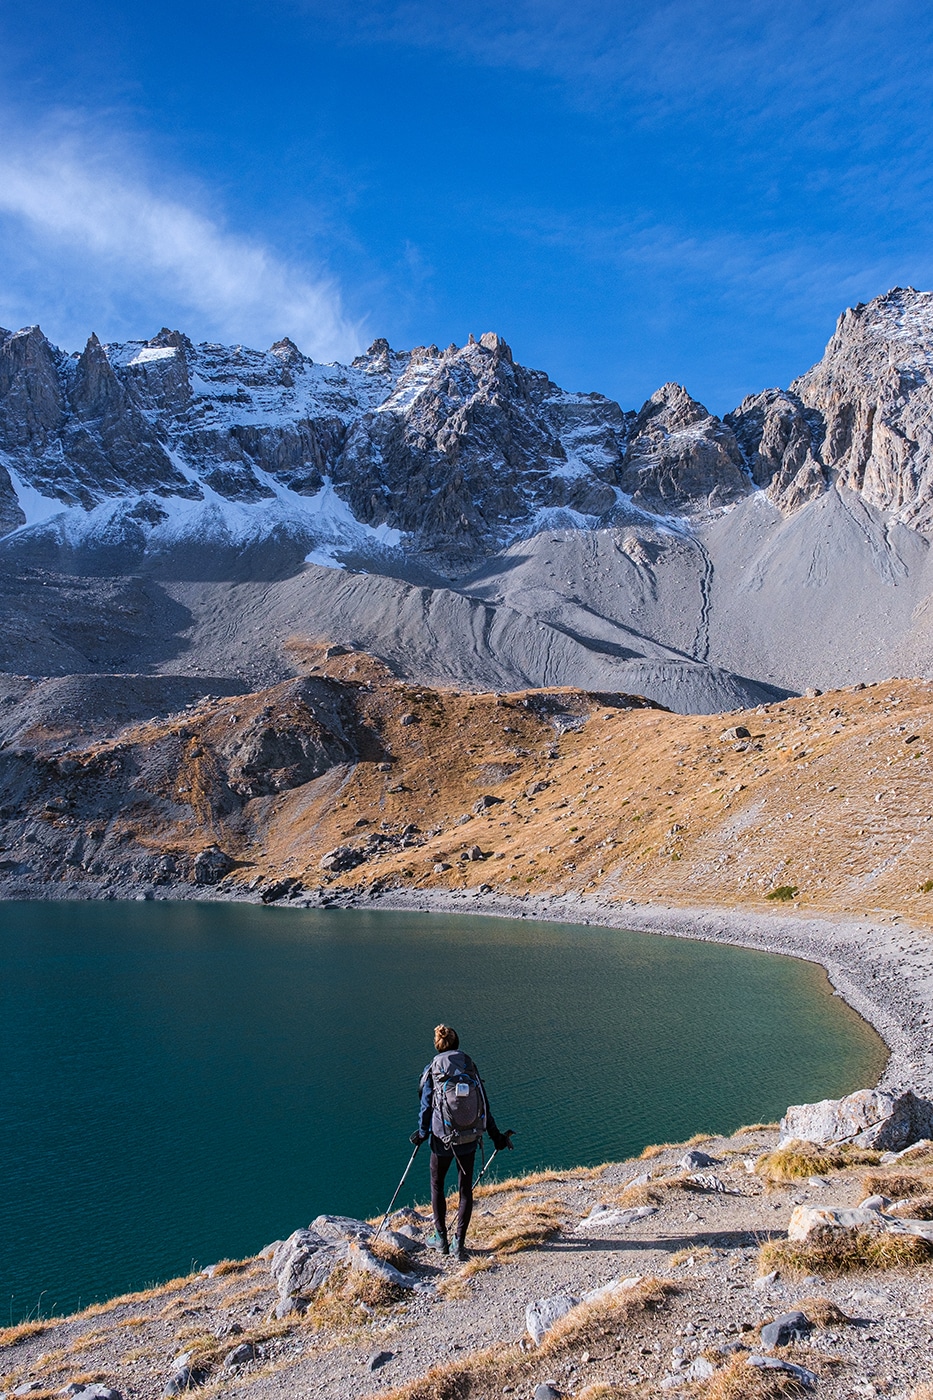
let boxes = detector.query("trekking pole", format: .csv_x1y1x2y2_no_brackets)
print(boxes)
474,1130,514,1189
473,1148,498,1189
373,1141,422,1241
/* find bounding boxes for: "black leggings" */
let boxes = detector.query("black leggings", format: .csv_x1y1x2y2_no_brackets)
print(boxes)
430,1146,476,1242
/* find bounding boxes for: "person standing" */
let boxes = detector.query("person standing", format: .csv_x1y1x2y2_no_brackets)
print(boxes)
410,1024,513,1261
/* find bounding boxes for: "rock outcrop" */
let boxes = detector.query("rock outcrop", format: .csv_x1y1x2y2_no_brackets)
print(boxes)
779,1088,933,1151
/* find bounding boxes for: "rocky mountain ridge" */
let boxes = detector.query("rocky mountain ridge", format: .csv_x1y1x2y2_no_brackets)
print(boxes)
4,287,929,574
4,288,933,713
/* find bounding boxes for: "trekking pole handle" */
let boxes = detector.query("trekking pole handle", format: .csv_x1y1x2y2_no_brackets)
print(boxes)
374,1140,422,1241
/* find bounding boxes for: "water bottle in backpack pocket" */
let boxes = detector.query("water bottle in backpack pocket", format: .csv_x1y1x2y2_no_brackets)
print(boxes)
430,1049,487,1146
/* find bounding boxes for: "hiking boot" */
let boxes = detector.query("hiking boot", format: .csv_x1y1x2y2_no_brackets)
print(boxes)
452,1235,469,1262
427,1229,449,1255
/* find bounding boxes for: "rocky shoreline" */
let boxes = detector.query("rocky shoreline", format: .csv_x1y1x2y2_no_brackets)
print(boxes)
5,879,933,1101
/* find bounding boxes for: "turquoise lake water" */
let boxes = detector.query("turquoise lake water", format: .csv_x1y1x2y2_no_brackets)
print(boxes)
0,901,885,1320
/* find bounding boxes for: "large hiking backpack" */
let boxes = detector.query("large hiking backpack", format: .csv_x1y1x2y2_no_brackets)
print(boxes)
429,1050,487,1147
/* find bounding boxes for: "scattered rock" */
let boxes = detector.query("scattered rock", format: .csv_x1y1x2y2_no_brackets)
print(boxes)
367,1351,393,1371
748,1355,818,1389
466,845,485,861
163,1368,202,1396
223,1343,255,1369
679,1149,718,1170
760,1310,812,1347
399,713,418,726
576,1203,658,1231
533,1383,564,1400
473,794,503,812
719,725,751,741
526,1293,580,1345
780,1087,933,1150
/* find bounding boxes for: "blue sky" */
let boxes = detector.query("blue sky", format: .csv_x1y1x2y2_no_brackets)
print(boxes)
1,0,932,412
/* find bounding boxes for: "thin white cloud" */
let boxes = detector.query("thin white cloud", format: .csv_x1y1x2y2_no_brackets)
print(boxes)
0,131,365,361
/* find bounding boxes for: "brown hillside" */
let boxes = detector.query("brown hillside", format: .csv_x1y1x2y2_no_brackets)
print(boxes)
10,641,933,923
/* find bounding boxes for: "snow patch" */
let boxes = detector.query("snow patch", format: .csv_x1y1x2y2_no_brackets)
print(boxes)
129,346,177,366
2,463,69,534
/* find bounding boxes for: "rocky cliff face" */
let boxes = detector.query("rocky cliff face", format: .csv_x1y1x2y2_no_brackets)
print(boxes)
791,287,933,529
0,312,844,575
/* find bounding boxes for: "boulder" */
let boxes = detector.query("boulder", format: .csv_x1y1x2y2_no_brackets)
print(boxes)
66,1389,122,1400
473,794,503,812
309,1214,374,1243
347,1239,430,1292
193,846,233,886
162,1368,203,1396
319,846,365,874
679,1149,718,1170
534,1387,564,1400
367,1351,393,1371
787,1205,887,1240
719,726,750,741
582,1274,643,1306
269,1228,349,1298
760,1310,812,1347
779,1088,933,1150
788,1202,933,1244
526,1293,580,1345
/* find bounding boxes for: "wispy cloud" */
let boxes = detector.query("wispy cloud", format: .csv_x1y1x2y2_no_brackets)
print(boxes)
0,127,366,361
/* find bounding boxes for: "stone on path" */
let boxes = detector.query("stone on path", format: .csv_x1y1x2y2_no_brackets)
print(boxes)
576,1203,658,1231
367,1351,393,1371
748,1355,818,1389
760,1310,812,1347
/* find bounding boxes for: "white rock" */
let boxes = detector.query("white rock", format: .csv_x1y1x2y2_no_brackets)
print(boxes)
583,1275,643,1305
526,1293,580,1345
788,1205,887,1240
779,1088,933,1150
576,1204,658,1232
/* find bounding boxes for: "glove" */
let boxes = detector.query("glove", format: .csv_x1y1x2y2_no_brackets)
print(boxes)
410,1130,427,1146
492,1129,514,1151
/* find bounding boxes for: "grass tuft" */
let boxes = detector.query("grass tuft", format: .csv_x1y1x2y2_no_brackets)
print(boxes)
736,1122,780,1135
756,1140,880,1182
483,1198,564,1254
0,1320,53,1348
374,1343,521,1400
766,885,798,901
759,1225,933,1277
540,1277,677,1354
704,1355,812,1398
861,1170,933,1200
792,1296,853,1328
639,1141,678,1160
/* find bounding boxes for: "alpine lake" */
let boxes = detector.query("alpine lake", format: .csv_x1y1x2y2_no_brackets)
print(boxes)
0,901,885,1321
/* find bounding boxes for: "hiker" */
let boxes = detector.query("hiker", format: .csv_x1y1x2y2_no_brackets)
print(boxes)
410,1023,513,1261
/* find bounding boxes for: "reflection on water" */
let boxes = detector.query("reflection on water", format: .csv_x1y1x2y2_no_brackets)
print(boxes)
0,901,885,1317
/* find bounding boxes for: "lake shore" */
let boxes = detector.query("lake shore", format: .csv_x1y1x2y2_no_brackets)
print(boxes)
345,886,933,1100
4,876,933,1099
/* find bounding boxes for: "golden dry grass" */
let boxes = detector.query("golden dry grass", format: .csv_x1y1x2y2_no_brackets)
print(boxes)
0,1319,53,1348
540,1277,677,1354
760,1226,933,1277
736,1123,781,1135
473,1166,595,1198
704,1355,813,1399
364,1342,522,1400
82,1273,195,1316
480,1198,564,1254
669,1246,715,1268
792,1296,853,1328
367,1237,412,1271
210,1257,253,1277
756,1141,880,1183
639,1141,680,1159
862,1171,933,1199
889,1196,933,1220
435,1256,497,1300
